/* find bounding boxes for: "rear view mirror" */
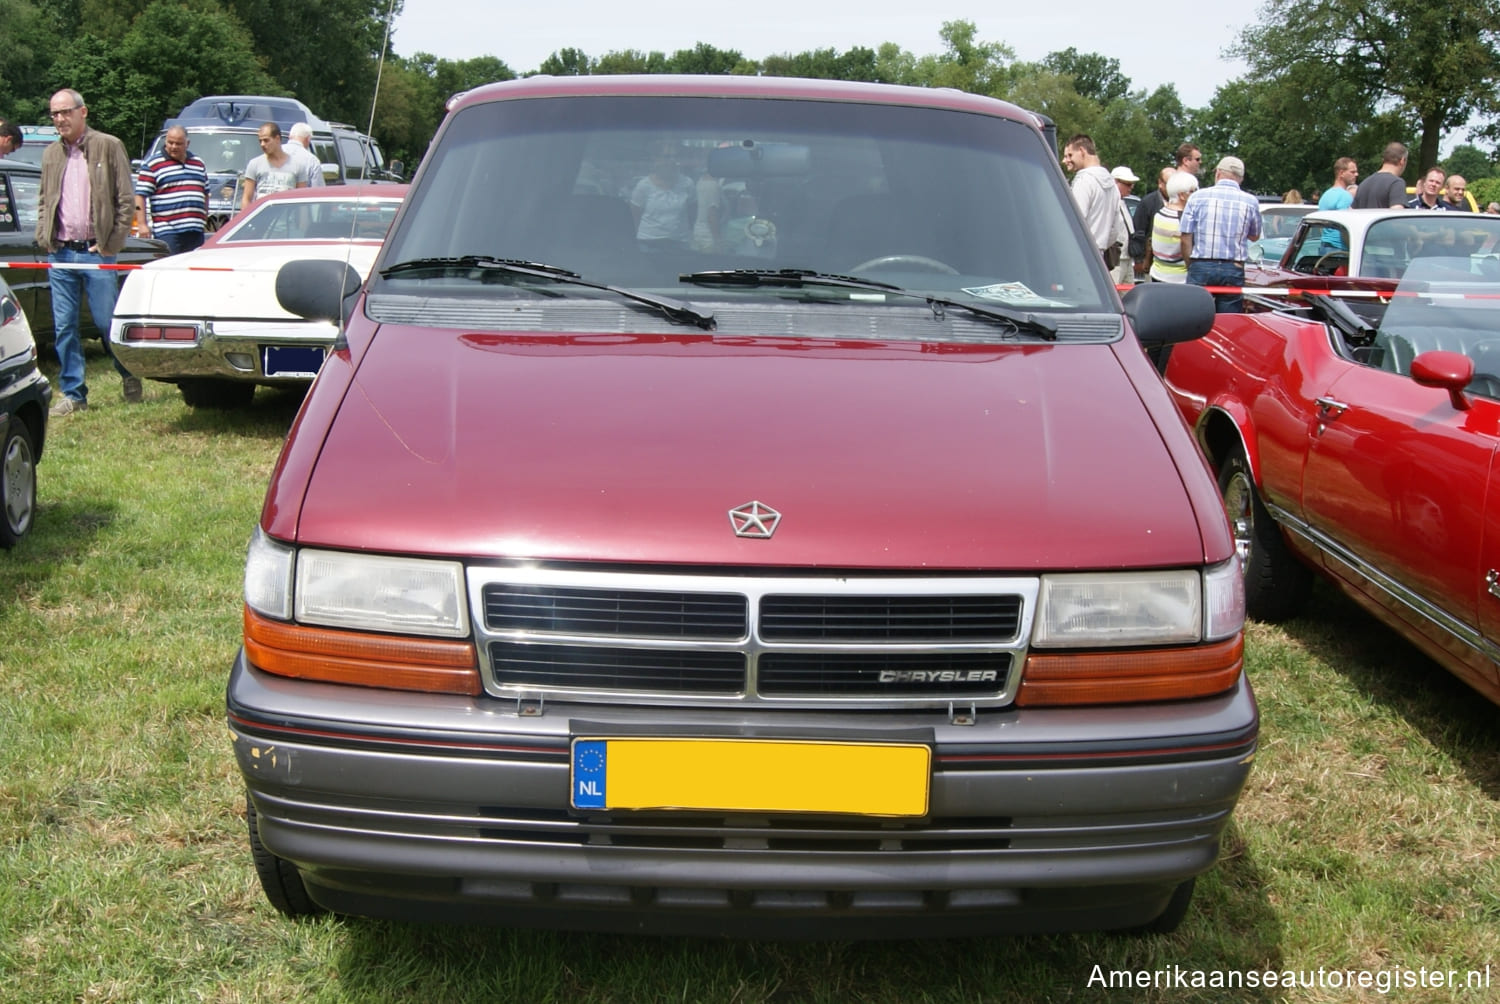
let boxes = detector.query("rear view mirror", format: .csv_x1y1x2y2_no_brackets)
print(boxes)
708,141,811,179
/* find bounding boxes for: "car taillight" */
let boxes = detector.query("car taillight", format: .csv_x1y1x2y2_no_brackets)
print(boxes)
122,324,199,341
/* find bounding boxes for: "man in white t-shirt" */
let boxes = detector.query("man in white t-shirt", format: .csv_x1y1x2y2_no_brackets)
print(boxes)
1062,134,1122,266
240,122,317,211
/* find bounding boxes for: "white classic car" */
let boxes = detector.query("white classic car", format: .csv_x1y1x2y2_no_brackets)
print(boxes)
110,185,406,408
1248,208,1497,284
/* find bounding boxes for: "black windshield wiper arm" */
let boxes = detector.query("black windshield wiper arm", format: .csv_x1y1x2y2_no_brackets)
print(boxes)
381,257,716,330
679,268,1056,340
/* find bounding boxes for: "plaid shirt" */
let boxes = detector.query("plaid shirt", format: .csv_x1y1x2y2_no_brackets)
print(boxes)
1179,179,1261,261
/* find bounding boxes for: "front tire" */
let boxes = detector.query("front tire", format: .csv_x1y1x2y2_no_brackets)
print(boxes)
0,421,37,548
1219,447,1311,620
247,795,324,917
179,378,255,409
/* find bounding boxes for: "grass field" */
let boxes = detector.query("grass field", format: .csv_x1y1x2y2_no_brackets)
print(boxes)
1,355,1497,1002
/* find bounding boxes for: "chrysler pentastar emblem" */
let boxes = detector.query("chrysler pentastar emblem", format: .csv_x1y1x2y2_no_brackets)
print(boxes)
729,500,781,538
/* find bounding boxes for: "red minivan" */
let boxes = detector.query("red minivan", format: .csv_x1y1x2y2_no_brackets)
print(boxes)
229,74,1254,937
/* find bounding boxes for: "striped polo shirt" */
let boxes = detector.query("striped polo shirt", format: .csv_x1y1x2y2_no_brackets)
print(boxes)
135,152,209,235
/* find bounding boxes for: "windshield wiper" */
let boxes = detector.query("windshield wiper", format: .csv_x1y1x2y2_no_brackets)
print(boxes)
679,268,1056,340
380,256,716,330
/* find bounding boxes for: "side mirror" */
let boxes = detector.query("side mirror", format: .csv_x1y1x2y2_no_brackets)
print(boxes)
1247,243,1264,264
1411,349,1476,411
1123,282,1216,346
276,259,362,323
389,160,404,179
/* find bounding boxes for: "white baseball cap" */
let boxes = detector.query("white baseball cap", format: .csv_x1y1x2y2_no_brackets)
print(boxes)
1110,165,1140,184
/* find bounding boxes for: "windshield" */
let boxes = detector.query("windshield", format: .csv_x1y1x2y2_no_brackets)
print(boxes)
1360,216,1500,280
375,95,1114,320
221,196,401,242
1367,254,1500,401
146,129,261,178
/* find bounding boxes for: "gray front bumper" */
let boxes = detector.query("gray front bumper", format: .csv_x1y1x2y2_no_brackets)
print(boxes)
228,652,1258,935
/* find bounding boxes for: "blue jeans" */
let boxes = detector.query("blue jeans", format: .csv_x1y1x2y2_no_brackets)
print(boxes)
160,229,205,256
1185,259,1245,314
48,247,131,403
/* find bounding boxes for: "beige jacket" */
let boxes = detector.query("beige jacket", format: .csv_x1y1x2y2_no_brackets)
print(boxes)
35,128,135,256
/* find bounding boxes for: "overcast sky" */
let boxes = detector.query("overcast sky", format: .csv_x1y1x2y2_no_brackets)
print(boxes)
387,2,1250,111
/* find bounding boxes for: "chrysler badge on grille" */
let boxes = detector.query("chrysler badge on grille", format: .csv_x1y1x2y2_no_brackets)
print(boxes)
729,500,781,538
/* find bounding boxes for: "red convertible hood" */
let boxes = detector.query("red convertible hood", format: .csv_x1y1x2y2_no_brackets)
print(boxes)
294,330,1205,570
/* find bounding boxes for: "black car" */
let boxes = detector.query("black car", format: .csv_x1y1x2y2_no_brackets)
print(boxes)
0,271,50,547
0,158,168,344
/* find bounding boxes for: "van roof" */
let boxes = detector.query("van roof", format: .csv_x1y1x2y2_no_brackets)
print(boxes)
164,95,332,134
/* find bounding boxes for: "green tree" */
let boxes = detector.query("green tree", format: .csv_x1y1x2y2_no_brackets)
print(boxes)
760,46,882,82
910,20,1014,96
1443,142,1492,180
45,0,277,154
0,0,60,123
1234,0,1500,174
1041,48,1128,106
535,47,593,76
224,0,398,125
664,43,742,75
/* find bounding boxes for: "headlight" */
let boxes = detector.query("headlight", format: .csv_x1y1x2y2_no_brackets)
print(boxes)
1032,570,1202,647
244,528,294,620
294,549,468,637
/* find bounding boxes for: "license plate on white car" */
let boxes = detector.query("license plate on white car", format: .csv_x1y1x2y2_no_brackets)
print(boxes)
263,345,326,378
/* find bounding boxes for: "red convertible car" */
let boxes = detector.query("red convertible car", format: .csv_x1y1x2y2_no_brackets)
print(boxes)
1166,250,1500,707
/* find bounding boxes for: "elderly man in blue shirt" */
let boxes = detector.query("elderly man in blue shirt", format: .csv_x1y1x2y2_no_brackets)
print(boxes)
1179,155,1262,313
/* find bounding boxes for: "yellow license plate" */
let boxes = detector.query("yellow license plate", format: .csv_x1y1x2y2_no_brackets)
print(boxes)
570,737,930,817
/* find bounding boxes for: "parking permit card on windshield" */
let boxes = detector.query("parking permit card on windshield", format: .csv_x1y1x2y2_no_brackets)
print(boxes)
962,282,1068,308
570,737,930,816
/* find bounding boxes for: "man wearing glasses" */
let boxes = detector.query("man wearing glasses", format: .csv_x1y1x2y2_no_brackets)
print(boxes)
36,88,141,414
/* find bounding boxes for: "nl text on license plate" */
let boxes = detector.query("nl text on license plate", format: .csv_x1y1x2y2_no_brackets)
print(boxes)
262,344,326,378
570,737,930,816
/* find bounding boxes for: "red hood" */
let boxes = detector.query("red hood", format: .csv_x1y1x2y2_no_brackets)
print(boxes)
290,329,1206,570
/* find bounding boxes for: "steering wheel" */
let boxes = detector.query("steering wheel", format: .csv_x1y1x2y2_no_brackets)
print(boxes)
1312,251,1349,276
850,254,960,275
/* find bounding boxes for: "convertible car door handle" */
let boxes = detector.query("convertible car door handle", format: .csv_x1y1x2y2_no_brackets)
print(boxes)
1315,396,1349,417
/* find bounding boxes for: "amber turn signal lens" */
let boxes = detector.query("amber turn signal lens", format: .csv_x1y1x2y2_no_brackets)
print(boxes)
243,606,482,695
1015,635,1243,707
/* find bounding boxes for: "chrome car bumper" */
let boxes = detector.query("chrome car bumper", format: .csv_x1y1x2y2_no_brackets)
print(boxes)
111,319,337,384
228,653,1258,936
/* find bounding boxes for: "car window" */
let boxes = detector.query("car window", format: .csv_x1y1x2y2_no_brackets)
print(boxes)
221,198,401,241
1291,222,1351,274
7,172,39,231
378,95,1114,318
337,136,367,180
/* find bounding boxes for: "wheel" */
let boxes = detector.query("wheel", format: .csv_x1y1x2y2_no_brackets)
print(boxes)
849,254,960,275
246,794,324,917
1218,447,1311,620
0,421,37,548
178,378,256,409
1312,251,1348,275
1138,878,1195,934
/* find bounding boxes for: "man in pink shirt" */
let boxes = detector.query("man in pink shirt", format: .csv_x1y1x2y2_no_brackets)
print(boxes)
36,88,139,413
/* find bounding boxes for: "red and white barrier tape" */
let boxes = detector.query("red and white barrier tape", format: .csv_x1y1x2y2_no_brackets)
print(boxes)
0,261,231,272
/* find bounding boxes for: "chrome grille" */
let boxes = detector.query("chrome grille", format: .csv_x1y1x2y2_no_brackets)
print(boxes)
484,585,746,638
760,594,1021,641
469,568,1037,708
